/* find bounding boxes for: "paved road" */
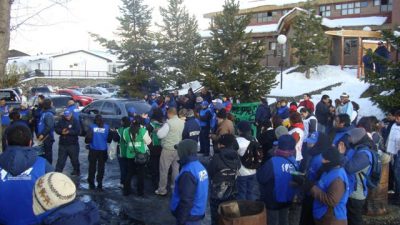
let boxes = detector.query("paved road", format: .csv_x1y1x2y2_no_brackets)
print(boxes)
53,135,211,225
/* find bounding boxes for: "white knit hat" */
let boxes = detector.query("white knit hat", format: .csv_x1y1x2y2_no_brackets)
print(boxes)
32,172,76,215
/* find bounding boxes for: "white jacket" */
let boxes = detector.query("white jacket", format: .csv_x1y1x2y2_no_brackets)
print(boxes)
387,123,400,155
236,137,256,176
288,127,304,161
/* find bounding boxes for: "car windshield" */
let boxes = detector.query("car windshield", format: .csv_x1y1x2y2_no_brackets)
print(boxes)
97,87,110,94
70,90,83,95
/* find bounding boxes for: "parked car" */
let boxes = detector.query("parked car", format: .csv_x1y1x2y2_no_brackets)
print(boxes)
30,86,55,96
81,87,112,100
79,98,151,135
0,89,22,109
57,89,93,106
30,95,73,122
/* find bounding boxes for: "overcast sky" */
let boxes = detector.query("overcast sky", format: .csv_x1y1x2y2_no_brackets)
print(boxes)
9,0,301,55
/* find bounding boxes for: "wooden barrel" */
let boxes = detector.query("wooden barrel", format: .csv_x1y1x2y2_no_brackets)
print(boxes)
218,200,267,225
364,153,390,216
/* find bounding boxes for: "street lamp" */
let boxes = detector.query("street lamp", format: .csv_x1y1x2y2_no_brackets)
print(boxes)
277,34,287,89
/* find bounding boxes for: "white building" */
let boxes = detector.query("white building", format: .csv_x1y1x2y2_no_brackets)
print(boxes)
8,50,124,78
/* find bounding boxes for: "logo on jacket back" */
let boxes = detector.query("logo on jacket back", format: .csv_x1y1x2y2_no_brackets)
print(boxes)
199,170,208,182
94,127,106,133
281,163,295,173
0,167,34,182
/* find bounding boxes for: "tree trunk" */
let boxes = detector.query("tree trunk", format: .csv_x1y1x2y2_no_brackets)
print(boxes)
0,0,11,151
0,0,11,85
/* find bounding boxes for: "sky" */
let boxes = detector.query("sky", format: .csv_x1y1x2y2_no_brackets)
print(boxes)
9,0,302,55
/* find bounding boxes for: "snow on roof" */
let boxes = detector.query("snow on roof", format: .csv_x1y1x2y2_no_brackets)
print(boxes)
394,31,400,37
200,23,278,38
239,0,306,10
322,16,387,28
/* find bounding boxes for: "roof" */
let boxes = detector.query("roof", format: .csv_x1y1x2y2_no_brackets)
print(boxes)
8,49,30,58
322,16,388,28
204,0,355,18
52,50,112,62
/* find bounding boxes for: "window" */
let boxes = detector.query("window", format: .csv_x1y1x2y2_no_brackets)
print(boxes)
374,0,380,6
269,42,276,50
257,12,273,23
360,1,368,7
380,0,392,11
339,2,361,15
82,101,103,114
319,5,331,17
100,102,117,115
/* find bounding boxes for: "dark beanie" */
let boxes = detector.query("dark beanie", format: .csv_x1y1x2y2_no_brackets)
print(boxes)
218,134,237,148
237,121,252,134
217,109,227,119
322,147,342,166
278,134,296,151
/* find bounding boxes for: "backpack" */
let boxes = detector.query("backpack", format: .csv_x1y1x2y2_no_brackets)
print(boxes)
211,159,239,200
361,149,382,190
240,139,264,170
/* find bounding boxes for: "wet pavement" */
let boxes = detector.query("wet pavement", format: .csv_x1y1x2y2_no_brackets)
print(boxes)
53,135,211,225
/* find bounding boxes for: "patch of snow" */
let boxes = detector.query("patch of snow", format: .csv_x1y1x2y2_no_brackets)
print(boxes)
245,24,278,33
269,65,384,119
239,0,306,10
394,31,400,37
322,16,387,28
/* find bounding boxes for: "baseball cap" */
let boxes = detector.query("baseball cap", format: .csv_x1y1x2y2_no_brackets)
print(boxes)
63,110,72,117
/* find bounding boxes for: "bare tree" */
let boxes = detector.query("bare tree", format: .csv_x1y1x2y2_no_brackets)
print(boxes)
0,0,12,85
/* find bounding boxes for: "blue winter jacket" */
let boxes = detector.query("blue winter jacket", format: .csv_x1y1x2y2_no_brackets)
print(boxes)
255,103,271,124
171,156,209,224
42,200,100,225
67,105,80,122
277,106,289,120
182,117,201,143
37,108,56,141
332,126,353,147
0,146,53,225
257,155,299,210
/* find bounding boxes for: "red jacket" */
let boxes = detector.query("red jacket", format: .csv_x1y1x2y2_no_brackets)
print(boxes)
299,100,315,113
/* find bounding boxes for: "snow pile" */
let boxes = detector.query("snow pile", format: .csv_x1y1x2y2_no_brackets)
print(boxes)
246,24,278,33
269,65,384,119
239,0,306,10
322,16,387,28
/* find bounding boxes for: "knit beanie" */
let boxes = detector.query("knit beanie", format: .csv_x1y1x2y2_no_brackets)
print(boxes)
322,147,342,167
347,128,367,145
32,172,76,216
175,139,198,159
278,134,296,151
275,125,289,139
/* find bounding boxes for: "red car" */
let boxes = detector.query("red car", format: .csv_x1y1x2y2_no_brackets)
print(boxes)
57,89,93,106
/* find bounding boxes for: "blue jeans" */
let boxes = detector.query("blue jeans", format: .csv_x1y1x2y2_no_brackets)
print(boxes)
199,127,210,155
236,174,259,201
55,144,80,173
267,207,289,225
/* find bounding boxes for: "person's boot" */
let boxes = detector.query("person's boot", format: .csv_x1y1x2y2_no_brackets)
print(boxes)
87,179,95,190
97,183,103,191
71,170,80,176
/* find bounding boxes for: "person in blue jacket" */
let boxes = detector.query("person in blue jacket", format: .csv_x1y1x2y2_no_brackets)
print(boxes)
374,41,390,75
2,110,30,151
171,139,209,225
32,95,45,136
329,114,353,147
337,127,373,225
0,125,53,225
198,101,212,156
55,109,81,176
257,134,299,225
37,99,56,164
66,100,80,121
277,100,290,120
298,132,330,225
182,109,200,143
0,98,11,128
32,172,100,225
255,97,271,136
85,115,116,190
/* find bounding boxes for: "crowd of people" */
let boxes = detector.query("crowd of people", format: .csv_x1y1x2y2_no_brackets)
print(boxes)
0,87,399,225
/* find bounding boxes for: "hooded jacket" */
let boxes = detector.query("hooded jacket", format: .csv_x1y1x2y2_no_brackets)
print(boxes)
182,116,201,143
42,200,100,225
37,108,56,141
0,146,53,225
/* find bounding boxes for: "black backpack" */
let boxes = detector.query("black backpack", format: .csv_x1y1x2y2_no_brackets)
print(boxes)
240,139,264,170
361,149,382,190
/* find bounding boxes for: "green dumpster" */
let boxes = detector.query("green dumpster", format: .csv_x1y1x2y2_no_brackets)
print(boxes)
230,102,259,136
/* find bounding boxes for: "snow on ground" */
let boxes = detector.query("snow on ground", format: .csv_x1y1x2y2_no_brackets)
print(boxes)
269,65,385,119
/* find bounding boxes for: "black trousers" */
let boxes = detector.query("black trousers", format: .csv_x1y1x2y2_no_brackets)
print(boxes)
124,159,145,195
347,198,365,225
118,156,127,185
149,146,161,190
42,138,54,164
199,127,210,155
299,195,315,225
88,150,108,186
55,144,80,173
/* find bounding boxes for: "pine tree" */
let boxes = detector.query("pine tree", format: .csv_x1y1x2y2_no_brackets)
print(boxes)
158,0,201,88
202,0,277,102
91,0,159,97
368,30,400,112
290,1,329,78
